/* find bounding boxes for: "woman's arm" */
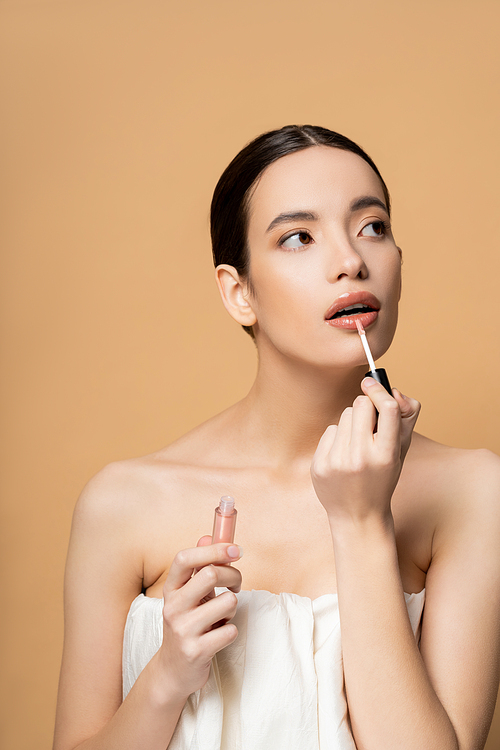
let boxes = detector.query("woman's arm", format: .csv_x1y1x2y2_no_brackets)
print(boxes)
418,448,500,749
53,463,242,750
311,381,500,750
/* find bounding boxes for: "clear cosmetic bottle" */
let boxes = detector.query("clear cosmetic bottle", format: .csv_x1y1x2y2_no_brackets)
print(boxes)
212,496,237,544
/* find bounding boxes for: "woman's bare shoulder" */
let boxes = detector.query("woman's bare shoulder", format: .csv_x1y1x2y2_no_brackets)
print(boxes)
75,408,238,523
410,431,500,471
407,432,500,513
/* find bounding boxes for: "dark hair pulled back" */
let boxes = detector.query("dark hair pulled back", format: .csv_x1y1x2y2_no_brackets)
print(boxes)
210,124,391,338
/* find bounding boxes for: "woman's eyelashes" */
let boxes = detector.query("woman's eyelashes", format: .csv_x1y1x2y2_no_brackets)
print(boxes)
279,230,314,250
278,219,390,250
359,220,390,238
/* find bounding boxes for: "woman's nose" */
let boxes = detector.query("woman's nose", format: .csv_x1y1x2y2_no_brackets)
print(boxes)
325,237,368,282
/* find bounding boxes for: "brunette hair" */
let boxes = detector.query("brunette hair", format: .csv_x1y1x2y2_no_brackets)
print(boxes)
210,125,391,338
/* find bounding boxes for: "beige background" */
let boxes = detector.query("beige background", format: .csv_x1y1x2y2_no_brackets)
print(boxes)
1,1,499,747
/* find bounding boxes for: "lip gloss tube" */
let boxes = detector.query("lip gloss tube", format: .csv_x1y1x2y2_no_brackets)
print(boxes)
212,496,237,544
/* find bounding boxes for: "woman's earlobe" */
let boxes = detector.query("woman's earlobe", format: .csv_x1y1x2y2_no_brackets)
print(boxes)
215,265,257,327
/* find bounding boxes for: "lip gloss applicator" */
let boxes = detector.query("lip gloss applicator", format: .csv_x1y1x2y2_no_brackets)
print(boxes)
355,319,392,395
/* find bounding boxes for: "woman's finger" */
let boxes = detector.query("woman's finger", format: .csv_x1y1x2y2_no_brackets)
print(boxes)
392,389,420,426
314,424,338,463
392,389,420,458
177,563,242,610
336,405,353,443
198,620,239,656
197,535,213,547
189,588,239,633
164,544,243,593
361,378,400,452
194,535,218,596
350,395,377,448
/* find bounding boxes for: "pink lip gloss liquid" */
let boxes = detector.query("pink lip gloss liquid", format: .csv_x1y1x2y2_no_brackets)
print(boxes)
212,496,237,544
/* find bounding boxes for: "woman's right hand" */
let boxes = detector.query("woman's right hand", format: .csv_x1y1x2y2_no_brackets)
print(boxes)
157,539,242,700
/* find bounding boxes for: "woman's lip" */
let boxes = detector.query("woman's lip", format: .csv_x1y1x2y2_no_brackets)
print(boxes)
324,291,381,321
326,309,378,329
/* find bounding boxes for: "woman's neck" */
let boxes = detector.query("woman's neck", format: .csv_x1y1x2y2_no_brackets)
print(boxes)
232,350,366,470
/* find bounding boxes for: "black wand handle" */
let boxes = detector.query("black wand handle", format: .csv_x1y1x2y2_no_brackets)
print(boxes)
364,368,392,395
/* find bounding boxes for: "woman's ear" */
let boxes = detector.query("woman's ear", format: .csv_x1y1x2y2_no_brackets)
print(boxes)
215,264,257,328
397,246,403,299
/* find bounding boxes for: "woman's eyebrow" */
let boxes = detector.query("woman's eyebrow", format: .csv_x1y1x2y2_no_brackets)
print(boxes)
266,211,318,233
265,197,388,234
350,196,389,214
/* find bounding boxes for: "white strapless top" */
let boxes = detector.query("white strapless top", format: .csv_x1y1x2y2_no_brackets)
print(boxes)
123,588,425,750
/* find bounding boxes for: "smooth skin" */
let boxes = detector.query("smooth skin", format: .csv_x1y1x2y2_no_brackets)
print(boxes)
53,146,500,750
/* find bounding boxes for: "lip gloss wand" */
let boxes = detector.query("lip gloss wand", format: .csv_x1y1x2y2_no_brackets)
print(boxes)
355,319,392,395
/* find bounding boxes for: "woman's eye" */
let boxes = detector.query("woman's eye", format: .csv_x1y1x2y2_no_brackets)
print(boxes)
360,220,388,238
280,231,313,249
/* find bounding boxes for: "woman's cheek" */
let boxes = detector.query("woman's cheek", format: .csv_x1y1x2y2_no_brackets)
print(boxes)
251,270,312,334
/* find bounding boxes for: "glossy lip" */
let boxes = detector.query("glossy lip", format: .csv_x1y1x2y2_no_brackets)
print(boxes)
326,309,378,329
324,290,381,325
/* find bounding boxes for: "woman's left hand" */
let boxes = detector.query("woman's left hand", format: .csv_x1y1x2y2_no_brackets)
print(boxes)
311,378,420,525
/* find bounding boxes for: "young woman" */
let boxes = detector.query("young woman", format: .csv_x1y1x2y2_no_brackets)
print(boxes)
53,125,500,750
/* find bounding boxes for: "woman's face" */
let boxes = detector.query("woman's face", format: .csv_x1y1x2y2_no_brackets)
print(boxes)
244,145,402,369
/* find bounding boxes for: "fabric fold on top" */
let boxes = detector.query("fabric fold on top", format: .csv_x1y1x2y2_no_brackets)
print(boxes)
123,587,426,750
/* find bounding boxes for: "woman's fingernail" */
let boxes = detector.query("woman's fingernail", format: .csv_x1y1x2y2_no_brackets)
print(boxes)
227,545,243,559
362,377,376,387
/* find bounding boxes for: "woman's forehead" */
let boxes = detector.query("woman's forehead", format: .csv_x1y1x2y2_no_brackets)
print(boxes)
247,146,386,235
